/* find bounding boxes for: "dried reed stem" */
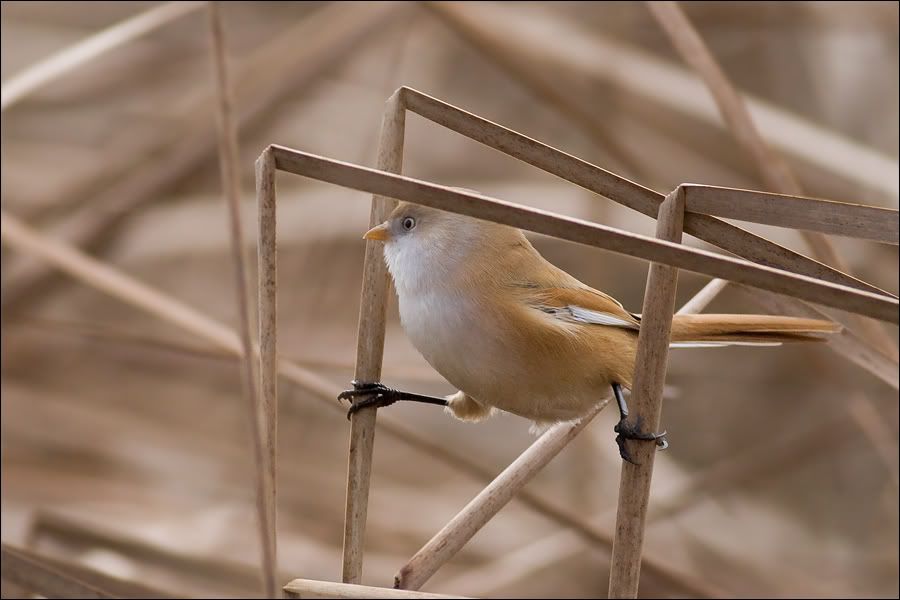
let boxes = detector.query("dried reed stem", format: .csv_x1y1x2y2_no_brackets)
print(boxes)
270,145,898,323
1,544,115,599
284,578,470,599
682,185,898,245
2,1,404,314
4,543,174,599
28,510,267,593
645,0,898,363
676,278,729,315
738,286,899,389
847,395,900,491
0,1,204,110
257,147,279,513
342,90,406,584
608,189,684,598
395,400,608,591
423,1,643,178
207,4,276,596
463,1,897,203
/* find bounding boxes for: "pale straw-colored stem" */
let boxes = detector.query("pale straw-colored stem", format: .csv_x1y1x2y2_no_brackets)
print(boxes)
341,90,406,584
207,3,277,596
607,189,685,598
394,400,608,591
284,578,470,599
0,1,204,111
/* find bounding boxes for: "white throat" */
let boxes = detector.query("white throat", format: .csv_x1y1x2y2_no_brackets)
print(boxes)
383,235,458,297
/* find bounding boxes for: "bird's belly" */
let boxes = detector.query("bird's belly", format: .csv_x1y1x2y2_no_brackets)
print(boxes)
398,293,611,423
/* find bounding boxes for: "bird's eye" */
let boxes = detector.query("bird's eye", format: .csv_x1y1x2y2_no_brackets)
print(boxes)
401,217,416,231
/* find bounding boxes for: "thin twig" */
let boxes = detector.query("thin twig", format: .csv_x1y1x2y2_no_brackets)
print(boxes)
395,401,608,591
423,0,644,179
5,314,444,382
207,3,276,596
27,510,269,593
737,286,899,389
1,545,116,599
3,543,175,599
0,1,204,110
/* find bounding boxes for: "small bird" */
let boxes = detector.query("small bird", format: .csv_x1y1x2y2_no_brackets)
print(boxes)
339,202,840,462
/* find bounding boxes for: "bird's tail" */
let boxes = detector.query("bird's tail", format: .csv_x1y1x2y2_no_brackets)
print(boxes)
669,314,841,347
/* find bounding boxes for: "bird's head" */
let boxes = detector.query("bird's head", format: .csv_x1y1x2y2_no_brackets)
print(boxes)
363,200,520,294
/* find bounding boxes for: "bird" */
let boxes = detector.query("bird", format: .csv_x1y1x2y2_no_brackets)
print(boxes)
338,201,841,462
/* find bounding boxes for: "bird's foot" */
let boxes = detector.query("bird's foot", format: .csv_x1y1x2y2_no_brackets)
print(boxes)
338,381,448,420
614,417,668,465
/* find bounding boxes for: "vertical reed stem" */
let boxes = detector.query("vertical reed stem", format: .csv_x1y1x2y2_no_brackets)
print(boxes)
208,3,277,596
342,89,407,584
608,188,685,598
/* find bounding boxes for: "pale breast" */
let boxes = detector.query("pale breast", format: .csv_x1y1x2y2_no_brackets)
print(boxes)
398,291,493,391
397,291,612,423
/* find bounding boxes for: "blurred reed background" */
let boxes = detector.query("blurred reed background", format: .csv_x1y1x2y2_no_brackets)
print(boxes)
1,1,898,598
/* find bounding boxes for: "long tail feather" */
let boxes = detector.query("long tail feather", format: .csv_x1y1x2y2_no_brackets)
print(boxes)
670,314,841,346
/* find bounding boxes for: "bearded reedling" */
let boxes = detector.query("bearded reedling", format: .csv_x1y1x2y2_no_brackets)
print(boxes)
339,202,840,462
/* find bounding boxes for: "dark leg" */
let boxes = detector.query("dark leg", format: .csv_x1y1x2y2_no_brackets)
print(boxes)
338,381,448,420
612,382,668,465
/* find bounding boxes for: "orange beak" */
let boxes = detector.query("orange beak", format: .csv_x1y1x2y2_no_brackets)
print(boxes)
363,222,391,242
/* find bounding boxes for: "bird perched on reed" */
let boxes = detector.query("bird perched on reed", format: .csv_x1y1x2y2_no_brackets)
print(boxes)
339,202,839,462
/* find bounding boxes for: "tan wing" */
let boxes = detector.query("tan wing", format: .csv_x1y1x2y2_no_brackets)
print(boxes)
521,285,641,330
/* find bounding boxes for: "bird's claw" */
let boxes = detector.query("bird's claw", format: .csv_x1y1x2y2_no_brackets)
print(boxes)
338,381,399,420
614,418,668,465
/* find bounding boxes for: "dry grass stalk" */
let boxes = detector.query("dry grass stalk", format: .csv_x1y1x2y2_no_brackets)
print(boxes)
607,189,684,598
257,147,279,522
28,510,267,593
738,286,899,389
207,4,277,596
847,395,900,491
645,0,898,363
676,278,730,315
9,314,445,382
461,1,898,204
340,91,406,584
4,543,174,599
283,578,471,599
394,401,608,591
398,87,887,297
2,1,405,314
270,145,898,323
0,1,204,110
1,544,116,599
422,0,643,179
682,185,898,245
